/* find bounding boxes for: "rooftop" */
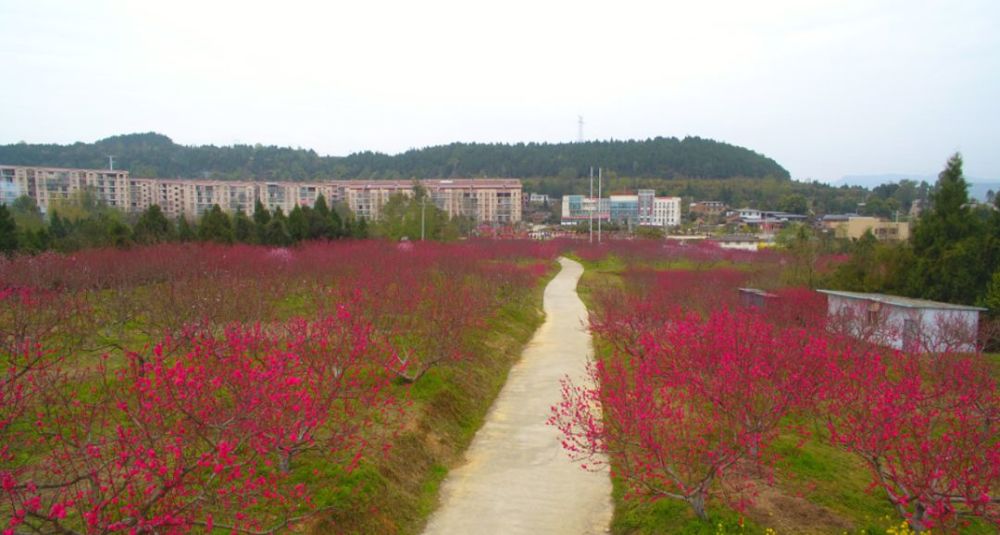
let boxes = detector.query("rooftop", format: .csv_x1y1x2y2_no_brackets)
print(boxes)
739,288,777,298
714,235,759,242
816,290,987,312
1,164,128,175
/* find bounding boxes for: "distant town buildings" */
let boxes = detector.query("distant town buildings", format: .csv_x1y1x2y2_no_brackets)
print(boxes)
689,201,727,217
820,215,910,241
724,208,808,233
0,165,522,224
527,193,551,204
713,234,764,251
561,189,681,227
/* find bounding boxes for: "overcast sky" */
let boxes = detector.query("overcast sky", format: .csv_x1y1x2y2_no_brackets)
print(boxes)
1,0,998,182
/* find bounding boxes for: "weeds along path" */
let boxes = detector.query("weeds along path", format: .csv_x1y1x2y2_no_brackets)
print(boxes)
422,257,612,535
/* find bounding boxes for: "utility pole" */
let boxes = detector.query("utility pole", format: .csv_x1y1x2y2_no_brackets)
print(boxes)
597,167,602,243
421,195,426,241
589,166,594,243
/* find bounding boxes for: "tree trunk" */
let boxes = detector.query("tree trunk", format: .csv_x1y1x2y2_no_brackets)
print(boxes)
689,492,708,520
908,502,928,533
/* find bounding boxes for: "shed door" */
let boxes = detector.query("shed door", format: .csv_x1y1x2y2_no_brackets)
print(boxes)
903,319,919,353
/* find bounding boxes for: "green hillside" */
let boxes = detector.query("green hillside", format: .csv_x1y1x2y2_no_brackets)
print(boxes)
0,133,789,182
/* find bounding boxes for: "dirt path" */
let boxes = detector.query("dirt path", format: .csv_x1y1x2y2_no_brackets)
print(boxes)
422,257,613,535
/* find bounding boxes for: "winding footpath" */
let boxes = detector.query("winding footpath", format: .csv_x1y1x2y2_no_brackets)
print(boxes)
422,257,613,535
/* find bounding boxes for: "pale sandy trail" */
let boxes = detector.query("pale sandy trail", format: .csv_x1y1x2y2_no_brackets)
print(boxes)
422,257,613,535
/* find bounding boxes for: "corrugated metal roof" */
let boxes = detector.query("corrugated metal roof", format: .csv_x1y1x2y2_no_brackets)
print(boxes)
816,290,987,311
739,288,777,298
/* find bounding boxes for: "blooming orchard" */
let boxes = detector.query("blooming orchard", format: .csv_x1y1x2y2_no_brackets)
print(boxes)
553,242,998,531
0,240,554,534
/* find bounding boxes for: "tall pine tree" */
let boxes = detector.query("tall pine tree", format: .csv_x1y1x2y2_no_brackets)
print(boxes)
906,153,991,304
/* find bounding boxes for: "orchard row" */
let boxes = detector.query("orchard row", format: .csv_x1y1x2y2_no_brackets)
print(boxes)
0,240,557,534
553,245,998,532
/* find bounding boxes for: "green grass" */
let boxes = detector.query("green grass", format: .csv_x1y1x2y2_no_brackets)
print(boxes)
416,465,449,517
771,431,894,533
272,291,315,319
611,476,764,534
988,352,1000,379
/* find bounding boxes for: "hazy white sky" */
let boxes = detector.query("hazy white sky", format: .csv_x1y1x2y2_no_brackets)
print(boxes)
1,0,998,181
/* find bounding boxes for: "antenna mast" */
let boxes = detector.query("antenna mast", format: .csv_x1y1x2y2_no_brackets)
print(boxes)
589,167,594,243
598,167,602,243
107,155,115,171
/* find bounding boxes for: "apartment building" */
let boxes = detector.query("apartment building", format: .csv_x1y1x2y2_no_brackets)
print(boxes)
337,181,416,221
0,165,130,213
335,179,522,224
0,165,523,224
423,179,521,224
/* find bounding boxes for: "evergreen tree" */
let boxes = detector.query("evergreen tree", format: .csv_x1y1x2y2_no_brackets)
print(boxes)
133,205,174,245
313,194,330,218
233,211,256,243
0,205,19,256
329,208,344,239
308,196,333,239
197,205,234,244
252,200,271,226
272,207,287,224
342,216,354,239
252,200,271,243
262,218,292,246
19,227,51,253
49,210,69,239
107,217,133,249
353,216,368,239
177,216,196,242
287,205,308,242
905,153,991,304
984,269,1000,316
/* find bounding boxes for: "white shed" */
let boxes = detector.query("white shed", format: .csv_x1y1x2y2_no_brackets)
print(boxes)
816,290,986,354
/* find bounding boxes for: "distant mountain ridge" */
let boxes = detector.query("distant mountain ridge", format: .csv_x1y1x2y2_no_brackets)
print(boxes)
838,174,999,202
0,132,790,182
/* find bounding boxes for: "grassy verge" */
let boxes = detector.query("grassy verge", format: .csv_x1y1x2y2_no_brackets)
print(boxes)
309,261,559,534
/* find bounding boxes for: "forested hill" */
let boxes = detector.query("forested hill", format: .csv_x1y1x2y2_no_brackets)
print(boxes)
0,132,790,181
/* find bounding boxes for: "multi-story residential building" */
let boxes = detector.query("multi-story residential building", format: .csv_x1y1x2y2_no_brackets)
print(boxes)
561,192,681,227
0,165,524,224
335,179,522,224
338,181,416,221
0,167,22,206
423,179,521,224
0,165,131,213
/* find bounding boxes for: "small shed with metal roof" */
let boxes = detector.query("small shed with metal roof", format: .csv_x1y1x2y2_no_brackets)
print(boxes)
738,288,778,309
816,290,986,353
